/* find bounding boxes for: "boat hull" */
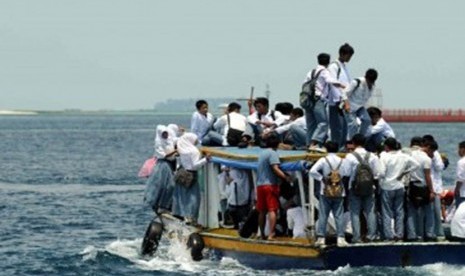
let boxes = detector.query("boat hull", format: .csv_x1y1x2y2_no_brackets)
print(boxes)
200,229,465,270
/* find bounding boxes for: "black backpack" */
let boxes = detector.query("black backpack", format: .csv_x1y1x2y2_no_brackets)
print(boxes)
352,152,375,196
299,69,323,109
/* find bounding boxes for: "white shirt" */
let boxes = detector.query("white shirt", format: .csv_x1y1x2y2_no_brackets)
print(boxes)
247,109,286,127
190,111,214,142
177,133,208,171
369,118,395,138
274,116,307,135
456,156,465,197
342,77,374,112
327,60,351,105
310,153,345,196
379,150,419,191
451,202,465,238
286,206,307,238
225,169,252,206
214,112,248,133
340,147,382,189
409,146,432,185
304,65,339,100
431,151,445,193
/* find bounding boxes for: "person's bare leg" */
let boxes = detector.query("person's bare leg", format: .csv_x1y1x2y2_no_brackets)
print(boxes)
258,211,266,240
268,210,277,239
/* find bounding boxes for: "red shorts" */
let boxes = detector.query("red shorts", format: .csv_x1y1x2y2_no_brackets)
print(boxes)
256,184,280,212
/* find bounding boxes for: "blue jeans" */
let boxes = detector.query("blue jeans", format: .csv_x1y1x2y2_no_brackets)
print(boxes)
349,192,377,242
201,130,224,146
433,194,445,237
406,200,435,240
345,106,371,140
304,99,328,145
289,124,307,149
380,188,404,240
328,104,347,150
317,195,345,238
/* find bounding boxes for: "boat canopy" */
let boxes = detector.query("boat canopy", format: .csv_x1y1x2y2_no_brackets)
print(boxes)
201,147,321,171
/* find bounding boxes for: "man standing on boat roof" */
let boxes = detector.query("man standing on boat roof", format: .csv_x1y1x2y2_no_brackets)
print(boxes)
341,69,378,141
327,43,354,151
303,53,344,152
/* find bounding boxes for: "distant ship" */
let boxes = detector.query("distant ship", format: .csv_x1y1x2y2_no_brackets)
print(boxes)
367,89,465,123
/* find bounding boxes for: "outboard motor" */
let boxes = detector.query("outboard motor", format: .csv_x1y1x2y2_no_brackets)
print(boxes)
187,233,204,261
141,219,163,256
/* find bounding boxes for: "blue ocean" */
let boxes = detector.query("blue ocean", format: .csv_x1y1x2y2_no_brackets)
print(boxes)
1,114,465,276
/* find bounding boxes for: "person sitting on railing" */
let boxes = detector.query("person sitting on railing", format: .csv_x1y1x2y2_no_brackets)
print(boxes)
262,107,307,150
203,102,248,147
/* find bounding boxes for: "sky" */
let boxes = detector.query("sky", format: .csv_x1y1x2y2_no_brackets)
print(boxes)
0,0,464,111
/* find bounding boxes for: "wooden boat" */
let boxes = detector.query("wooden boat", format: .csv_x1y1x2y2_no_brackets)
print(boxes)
142,146,465,270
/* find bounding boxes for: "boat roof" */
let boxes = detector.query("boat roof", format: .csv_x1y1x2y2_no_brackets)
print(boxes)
200,146,329,171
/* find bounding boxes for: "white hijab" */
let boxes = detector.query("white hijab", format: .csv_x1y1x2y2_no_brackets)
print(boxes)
154,125,175,159
167,124,181,143
177,132,201,167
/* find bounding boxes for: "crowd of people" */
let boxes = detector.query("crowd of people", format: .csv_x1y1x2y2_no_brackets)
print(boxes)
142,42,465,245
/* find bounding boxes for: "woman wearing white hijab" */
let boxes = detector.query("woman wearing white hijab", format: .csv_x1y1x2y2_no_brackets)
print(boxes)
144,125,177,214
172,132,210,224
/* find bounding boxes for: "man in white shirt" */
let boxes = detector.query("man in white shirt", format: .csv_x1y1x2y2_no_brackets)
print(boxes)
310,141,348,247
191,100,214,145
204,102,248,146
263,108,307,149
303,53,344,152
341,134,382,243
239,97,286,147
341,69,378,141
454,141,465,208
366,107,395,152
406,137,435,241
379,137,419,241
224,168,253,229
422,135,446,240
327,43,354,150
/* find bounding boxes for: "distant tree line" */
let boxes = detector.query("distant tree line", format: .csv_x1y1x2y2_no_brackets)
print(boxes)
153,97,237,113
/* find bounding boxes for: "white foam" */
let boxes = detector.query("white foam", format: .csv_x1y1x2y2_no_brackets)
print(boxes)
413,263,465,276
80,245,98,261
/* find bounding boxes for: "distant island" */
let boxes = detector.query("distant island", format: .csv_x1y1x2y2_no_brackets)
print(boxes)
153,97,240,113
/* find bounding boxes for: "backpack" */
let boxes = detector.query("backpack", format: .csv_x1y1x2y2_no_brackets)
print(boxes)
352,152,375,196
323,157,343,198
299,69,323,109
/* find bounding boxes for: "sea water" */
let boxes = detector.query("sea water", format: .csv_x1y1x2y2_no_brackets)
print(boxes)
1,114,465,276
